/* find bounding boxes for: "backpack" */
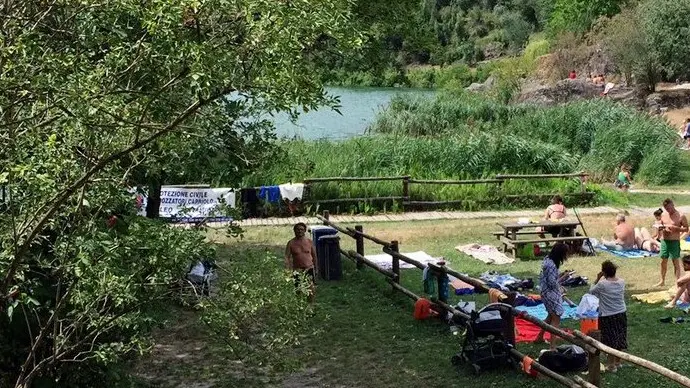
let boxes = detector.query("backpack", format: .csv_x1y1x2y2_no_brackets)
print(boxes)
538,345,588,373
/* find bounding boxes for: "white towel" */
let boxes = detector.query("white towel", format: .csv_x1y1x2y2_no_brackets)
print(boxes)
279,183,304,201
455,244,515,265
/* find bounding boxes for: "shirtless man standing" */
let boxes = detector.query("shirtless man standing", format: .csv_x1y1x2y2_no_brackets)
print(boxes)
603,214,636,250
285,222,318,303
655,199,689,287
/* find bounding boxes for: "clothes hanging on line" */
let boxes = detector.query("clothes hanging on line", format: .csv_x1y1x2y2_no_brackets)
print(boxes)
279,183,305,201
259,185,281,204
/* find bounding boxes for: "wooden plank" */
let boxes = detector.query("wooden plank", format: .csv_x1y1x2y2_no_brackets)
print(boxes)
304,176,408,183
408,178,503,185
491,230,543,236
510,236,590,245
499,220,582,229
304,196,404,205
496,172,587,179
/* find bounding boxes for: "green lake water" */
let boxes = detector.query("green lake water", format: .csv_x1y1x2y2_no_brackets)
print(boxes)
272,87,435,140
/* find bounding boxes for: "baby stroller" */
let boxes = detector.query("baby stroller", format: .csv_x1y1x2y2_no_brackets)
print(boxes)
451,303,514,376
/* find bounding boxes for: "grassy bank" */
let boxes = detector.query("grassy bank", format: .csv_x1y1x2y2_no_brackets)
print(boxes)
130,215,690,387
246,92,683,213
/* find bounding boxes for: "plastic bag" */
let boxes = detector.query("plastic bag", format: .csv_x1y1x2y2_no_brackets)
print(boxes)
576,293,599,318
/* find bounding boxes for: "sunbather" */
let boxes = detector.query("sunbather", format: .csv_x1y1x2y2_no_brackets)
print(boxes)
665,256,690,308
601,214,636,250
635,227,660,253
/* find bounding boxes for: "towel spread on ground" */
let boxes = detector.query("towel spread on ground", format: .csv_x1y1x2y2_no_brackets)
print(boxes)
449,276,475,295
364,251,440,270
515,318,573,343
598,245,656,258
515,302,579,321
456,244,515,265
278,183,304,201
632,287,678,304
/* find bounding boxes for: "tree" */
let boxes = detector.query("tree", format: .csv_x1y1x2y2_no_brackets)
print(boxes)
597,7,660,91
0,1,359,386
548,0,628,35
641,0,690,81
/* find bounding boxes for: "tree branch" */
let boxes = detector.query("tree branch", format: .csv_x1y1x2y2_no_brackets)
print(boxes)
2,85,236,296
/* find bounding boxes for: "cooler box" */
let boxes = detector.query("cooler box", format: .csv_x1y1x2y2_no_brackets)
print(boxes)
308,226,341,280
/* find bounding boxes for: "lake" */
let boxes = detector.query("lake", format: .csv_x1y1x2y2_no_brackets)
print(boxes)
272,87,435,140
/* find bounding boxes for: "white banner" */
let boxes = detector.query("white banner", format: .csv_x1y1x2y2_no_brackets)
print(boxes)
135,186,236,222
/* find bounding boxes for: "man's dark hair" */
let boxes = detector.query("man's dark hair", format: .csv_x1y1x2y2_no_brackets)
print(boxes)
549,243,568,269
601,260,617,278
653,208,663,218
663,198,674,207
293,222,307,231
683,255,690,267
551,195,563,205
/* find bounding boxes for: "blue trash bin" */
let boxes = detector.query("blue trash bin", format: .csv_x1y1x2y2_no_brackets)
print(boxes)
308,226,340,280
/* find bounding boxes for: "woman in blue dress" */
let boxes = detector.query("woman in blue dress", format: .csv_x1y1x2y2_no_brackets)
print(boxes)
535,243,568,349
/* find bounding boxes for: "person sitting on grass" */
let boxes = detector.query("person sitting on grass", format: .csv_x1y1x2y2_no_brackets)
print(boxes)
589,260,627,373
602,214,636,251
535,243,569,349
614,164,632,191
665,256,690,309
635,209,663,252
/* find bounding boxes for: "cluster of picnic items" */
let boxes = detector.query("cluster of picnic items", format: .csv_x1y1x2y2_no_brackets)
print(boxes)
299,194,690,379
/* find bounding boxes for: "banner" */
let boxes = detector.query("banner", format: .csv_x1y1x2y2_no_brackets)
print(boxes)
136,186,236,223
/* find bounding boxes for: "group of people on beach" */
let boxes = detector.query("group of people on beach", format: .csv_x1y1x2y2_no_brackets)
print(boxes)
538,197,689,372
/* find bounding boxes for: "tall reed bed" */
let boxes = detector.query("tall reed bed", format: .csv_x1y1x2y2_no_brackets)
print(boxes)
369,93,681,185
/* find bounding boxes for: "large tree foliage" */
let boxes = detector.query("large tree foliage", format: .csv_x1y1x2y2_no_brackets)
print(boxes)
0,1,358,387
548,0,627,35
640,0,690,81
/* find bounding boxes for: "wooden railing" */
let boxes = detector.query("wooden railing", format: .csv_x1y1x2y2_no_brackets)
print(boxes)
318,212,690,388
303,172,590,207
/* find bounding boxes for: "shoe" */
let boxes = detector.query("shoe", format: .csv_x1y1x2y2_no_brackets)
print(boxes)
660,316,672,323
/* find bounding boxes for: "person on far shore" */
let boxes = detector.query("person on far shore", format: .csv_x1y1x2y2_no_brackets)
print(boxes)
569,70,577,80
614,164,632,191
655,199,688,287
589,260,627,373
285,222,318,303
666,256,690,308
535,243,569,349
602,214,636,251
681,118,690,149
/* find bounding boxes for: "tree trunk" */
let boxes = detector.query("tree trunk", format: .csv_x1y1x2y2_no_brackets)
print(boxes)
146,182,162,219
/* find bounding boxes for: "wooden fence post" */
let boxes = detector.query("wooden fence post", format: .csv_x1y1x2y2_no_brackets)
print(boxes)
355,225,364,270
587,330,602,386
402,176,410,199
391,240,400,284
323,210,330,223
436,262,448,304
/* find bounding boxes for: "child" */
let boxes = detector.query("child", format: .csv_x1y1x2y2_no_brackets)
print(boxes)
589,260,627,372
614,164,632,191
682,118,690,149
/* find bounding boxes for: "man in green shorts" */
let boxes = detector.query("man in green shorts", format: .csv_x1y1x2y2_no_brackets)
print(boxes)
655,199,689,287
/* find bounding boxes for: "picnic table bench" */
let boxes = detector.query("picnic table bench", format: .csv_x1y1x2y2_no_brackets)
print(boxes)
495,220,589,258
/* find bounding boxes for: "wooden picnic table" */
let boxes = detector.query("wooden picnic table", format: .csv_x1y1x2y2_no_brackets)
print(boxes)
496,219,588,258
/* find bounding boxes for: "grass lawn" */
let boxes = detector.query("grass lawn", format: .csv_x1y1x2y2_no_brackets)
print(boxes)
131,213,690,388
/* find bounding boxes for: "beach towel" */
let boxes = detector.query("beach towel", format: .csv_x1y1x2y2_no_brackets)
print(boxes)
364,251,439,270
278,183,304,201
456,244,515,265
515,302,579,321
515,318,575,343
598,245,655,258
449,276,474,295
631,287,677,304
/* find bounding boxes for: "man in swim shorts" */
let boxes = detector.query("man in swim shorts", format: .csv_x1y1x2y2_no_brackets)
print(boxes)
656,199,688,287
